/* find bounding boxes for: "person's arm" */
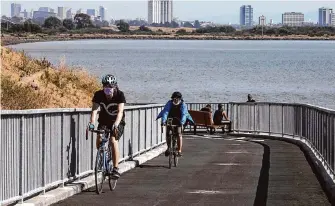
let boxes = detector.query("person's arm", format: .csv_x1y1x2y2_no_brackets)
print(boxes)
114,91,126,128
222,111,229,121
180,103,188,125
114,103,124,127
160,101,171,125
90,102,100,124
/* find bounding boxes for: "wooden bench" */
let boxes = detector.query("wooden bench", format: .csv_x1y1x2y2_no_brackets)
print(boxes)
188,110,231,135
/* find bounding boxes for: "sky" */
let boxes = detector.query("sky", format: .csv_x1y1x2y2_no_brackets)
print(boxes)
1,1,335,24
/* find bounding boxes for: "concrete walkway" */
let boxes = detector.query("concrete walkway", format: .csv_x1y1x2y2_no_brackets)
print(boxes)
53,135,330,206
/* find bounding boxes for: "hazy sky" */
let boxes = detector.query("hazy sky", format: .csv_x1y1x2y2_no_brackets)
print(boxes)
2,1,335,24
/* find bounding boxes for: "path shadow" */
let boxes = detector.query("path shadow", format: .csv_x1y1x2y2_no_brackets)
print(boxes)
138,164,169,169
247,140,270,206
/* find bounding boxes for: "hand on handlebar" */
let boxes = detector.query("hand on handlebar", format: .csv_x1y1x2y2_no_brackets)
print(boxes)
88,123,95,131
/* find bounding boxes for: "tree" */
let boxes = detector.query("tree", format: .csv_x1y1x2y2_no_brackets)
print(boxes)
63,19,75,30
117,20,129,32
139,25,151,31
194,20,201,28
265,28,276,36
74,13,92,29
170,21,179,28
43,16,62,29
102,20,110,27
183,21,194,28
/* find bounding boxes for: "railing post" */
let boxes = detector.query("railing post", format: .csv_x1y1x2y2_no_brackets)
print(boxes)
61,113,64,187
254,103,256,134
19,115,24,203
77,113,80,180
282,104,284,137
151,108,153,148
130,110,134,160
145,109,147,150
269,104,271,136
138,109,141,153
42,114,46,194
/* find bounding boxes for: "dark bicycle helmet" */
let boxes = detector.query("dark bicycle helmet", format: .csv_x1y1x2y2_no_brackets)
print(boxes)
171,91,182,99
102,74,117,86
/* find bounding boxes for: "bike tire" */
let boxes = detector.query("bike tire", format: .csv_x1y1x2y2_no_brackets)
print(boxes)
109,176,118,191
107,146,118,191
95,150,105,194
168,134,173,169
173,138,178,167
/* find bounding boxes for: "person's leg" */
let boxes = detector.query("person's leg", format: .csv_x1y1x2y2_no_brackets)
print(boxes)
165,126,171,156
96,124,103,149
96,134,102,149
177,127,182,156
110,124,124,178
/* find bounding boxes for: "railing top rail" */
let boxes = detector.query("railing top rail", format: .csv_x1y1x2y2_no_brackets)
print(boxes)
229,102,335,114
0,104,164,115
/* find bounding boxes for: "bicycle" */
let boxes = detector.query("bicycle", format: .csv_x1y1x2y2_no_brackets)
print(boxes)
86,126,118,194
163,117,182,169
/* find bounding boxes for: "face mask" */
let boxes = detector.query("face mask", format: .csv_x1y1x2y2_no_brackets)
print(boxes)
104,87,114,96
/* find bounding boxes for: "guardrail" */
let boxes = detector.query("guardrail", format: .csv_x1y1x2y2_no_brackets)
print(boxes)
229,102,335,180
0,104,165,205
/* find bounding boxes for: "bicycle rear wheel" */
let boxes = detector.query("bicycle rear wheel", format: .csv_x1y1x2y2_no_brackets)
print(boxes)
95,150,105,194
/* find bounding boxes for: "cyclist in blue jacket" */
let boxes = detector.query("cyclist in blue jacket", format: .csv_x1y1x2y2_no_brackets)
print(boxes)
157,91,194,157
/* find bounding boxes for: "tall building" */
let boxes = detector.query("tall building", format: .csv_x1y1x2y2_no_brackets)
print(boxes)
332,13,335,26
148,0,173,24
11,3,21,17
259,15,266,26
282,12,304,26
319,7,333,26
87,9,96,17
240,5,253,27
39,7,54,13
58,7,67,19
66,9,72,19
99,6,106,21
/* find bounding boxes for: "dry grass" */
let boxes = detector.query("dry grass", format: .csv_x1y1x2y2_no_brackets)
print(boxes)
1,46,100,110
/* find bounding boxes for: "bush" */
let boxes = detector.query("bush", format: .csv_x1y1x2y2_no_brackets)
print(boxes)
1,75,50,109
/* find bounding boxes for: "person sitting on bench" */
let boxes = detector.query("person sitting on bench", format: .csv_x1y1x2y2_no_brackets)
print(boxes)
200,104,212,113
212,104,229,133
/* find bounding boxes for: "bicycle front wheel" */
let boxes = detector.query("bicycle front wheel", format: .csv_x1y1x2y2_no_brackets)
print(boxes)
168,135,173,169
173,138,179,167
95,150,105,194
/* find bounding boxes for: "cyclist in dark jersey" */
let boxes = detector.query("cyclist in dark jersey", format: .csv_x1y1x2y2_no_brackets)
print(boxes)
157,91,194,157
88,74,126,179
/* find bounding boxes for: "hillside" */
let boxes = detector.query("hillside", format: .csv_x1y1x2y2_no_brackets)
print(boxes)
1,46,100,110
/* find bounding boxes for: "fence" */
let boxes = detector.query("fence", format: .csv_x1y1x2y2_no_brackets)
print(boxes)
0,104,165,205
230,102,335,180
2,102,334,205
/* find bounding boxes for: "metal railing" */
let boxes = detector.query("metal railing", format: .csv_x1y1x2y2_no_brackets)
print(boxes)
2,101,334,205
230,102,335,180
0,104,165,205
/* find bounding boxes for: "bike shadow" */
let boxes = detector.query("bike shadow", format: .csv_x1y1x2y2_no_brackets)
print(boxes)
138,164,170,169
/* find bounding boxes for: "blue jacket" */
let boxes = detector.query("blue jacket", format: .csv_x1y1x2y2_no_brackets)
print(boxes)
156,100,194,125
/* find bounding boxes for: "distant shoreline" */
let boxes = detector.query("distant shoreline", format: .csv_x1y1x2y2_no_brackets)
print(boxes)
2,33,335,46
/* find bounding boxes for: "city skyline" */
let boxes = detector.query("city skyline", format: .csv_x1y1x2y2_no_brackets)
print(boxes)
2,1,335,24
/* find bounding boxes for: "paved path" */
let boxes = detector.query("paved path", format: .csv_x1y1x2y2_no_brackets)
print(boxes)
54,135,330,206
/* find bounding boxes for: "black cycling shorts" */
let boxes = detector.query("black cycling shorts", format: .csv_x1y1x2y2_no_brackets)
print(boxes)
98,121,125,141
